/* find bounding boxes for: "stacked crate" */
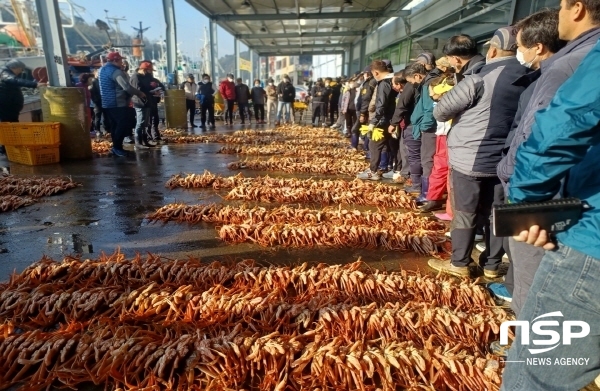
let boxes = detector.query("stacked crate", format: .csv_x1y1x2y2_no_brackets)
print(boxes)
0,122,61,165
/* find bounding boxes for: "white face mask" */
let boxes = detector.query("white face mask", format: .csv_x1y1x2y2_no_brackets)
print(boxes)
269,82,274,86
228,77,233,82
516,47,536,68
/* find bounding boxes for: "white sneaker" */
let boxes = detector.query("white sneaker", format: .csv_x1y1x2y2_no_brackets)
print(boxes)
124,137,133,144
135,144,149,150
382,171,398,179
476,242,486,252
146,140,158,147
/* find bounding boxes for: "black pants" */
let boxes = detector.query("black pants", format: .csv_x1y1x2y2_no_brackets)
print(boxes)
399,131,409,176
186,99,196,126
450,170,500,267
254,104,265,121
238,102,250,123
369,125,390,173
200,100,215,126
93,107,111,134
387,135,400,172
344,110,357,134
149,104,161,140
478,183,510,272
312,102,325,125
105,107,129,150
402,127,422,176
329,100,339,124
127,107,136,139
225,100,235,123
420,131,437,177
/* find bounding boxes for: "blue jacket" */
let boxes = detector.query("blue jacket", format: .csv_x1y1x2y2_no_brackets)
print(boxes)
509,40,600,260
410,84,436,140
497,27,600,189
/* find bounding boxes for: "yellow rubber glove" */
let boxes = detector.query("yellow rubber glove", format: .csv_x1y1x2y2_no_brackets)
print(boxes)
371,127,385,141
360,125,371,136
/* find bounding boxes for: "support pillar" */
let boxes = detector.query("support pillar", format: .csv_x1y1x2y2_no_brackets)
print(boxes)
509,0,533,24
209,19,217,79
348,45,354,75
234,38,240,78
359,39,367,71
162,0,178,86
34,0,71,86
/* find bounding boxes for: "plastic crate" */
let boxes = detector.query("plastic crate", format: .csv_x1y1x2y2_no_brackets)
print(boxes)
5,144,60,166
0,122,61,146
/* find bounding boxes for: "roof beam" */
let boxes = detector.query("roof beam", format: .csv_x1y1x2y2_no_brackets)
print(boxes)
213,11,404,22
253,44,344,51
238,31,362,39
257,51,345,57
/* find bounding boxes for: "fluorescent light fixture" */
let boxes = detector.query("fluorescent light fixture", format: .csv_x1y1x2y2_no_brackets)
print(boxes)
299,19,306,26
402,0,425,10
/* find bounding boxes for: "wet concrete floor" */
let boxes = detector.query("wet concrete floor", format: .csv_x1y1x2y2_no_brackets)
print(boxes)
0,125,434,280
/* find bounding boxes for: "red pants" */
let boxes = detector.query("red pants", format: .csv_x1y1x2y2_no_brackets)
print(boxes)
428,135,448,200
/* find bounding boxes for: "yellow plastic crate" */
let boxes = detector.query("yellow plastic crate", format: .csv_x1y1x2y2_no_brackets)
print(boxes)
6,144,60,166
0,122,61,146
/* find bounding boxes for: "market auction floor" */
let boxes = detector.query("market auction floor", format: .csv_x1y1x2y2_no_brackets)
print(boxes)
0,124,435,280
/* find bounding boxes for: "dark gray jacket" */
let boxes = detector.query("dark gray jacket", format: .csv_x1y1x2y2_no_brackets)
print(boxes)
434,56,528,176
497,27,600,186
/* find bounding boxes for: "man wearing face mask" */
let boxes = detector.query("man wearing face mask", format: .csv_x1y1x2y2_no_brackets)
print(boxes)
443,35,486,76
197,74,216,130
495,2,598,316
430,27,528,278
219,73,237,125
357,60,398,181
265,78,278,125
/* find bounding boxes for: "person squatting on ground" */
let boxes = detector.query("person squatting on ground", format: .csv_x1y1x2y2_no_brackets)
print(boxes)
251,79,266,124
428,27,528,278
235,78,251,125
197,74,216,130
356,60,398,181
130,61,157,149
265,79,278,125
98,52,146,157
180,74,198,128
219,73,236,125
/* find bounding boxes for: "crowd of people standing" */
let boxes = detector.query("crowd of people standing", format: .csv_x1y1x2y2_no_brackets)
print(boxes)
347,1,600,389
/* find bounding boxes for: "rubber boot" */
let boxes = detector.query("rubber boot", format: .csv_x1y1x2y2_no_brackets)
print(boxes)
379,151,389,171
404,174,422,194
415,176,429,203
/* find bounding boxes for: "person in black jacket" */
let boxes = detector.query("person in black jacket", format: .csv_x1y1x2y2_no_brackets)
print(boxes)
327,77,342,124
358,69,379,156
383,70,411,182
148,77,165,141
129,61,156,149
0,59,45,122
235,78,251,125
310,79,326,127
357,60,398,181
443,35,486,76
276,75,295,125
90,68,111,136
197,74,216,129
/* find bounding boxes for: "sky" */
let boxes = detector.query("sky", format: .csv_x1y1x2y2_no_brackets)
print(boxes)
72,0,238,60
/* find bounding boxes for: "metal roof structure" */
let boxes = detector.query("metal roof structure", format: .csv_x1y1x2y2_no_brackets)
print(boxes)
185,0,412,57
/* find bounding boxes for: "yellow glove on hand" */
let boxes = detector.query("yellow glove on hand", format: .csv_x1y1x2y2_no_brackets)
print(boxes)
371,127,385,141
360,125,371,136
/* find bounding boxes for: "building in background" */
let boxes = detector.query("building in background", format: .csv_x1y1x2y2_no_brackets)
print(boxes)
311,54,343,80
272,55,313,86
